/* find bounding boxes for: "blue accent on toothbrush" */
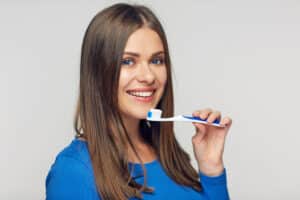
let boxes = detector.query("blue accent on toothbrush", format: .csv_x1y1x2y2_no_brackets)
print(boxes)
147,111,152,118
182,115,221,124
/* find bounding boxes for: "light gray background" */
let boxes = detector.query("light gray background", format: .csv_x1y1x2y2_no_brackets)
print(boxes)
1,0,299,199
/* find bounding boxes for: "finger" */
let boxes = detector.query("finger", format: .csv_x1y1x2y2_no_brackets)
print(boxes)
220,116,233,128
192,122,207,142
192,108,213,120
206,111,221,124
192,121,206,132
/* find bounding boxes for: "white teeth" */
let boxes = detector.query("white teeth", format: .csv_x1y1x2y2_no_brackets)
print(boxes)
128,91,154,97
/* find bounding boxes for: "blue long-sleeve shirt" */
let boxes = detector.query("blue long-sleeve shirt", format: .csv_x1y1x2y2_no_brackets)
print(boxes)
46,138,230,200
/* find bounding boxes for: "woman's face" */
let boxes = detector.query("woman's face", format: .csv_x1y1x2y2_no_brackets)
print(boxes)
118,27,167,120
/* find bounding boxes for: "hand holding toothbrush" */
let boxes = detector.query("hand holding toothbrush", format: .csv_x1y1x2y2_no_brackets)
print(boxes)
146,108,232,176
191,108,232,177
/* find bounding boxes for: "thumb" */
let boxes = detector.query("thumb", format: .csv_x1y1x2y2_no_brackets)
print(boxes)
192,122,207,143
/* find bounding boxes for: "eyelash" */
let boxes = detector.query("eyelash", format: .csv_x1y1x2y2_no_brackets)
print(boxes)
121,57,165,66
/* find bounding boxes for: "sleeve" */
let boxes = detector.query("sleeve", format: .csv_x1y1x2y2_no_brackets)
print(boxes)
46,156,100,200
198,168,230,200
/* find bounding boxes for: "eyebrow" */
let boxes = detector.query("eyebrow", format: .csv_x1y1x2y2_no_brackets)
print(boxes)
123,51,165,57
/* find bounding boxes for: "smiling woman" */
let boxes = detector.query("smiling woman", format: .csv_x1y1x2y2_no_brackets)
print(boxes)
118,28,167,121
45,3,232,200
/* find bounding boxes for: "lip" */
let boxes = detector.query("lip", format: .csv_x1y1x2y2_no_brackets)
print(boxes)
126,87,156,92
126,88,156,103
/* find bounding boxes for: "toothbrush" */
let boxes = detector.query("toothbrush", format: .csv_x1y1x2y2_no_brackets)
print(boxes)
146,109,225,128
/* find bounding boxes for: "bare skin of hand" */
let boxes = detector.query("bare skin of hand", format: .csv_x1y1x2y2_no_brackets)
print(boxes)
191,108,232,177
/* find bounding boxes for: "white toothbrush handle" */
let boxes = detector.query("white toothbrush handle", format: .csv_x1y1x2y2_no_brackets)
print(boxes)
147,115,225,127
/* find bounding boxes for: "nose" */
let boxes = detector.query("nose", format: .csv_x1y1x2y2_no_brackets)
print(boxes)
136,62,155,84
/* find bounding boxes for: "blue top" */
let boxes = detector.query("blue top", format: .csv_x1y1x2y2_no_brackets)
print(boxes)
46,139,230,200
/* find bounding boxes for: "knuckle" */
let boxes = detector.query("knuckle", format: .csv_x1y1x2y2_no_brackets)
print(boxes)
192,136,197,143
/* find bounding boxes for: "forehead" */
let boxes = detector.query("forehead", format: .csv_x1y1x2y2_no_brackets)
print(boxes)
123,27,164,55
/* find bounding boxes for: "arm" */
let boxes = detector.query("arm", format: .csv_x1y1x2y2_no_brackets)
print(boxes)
199,168,230,200
191,108,232,199
46,156,100,200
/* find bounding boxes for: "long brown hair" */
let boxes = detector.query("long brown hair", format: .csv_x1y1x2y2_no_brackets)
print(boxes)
73,3,202,200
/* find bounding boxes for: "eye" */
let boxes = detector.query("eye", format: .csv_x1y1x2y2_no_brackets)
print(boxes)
151,57,165,65
121,58,135,66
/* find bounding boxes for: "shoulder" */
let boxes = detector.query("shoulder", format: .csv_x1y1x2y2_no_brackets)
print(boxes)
46,139,100,200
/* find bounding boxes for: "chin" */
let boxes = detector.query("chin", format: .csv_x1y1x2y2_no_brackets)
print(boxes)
132,108,151,119
121,104,155,120
119,95,161,120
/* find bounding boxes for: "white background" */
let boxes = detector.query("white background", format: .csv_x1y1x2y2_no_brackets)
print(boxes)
1,0,299,199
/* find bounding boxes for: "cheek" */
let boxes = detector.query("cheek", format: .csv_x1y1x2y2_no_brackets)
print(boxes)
118,69,132,92
158,67,167,87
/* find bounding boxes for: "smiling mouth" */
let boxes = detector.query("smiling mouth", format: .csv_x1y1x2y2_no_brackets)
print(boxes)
126,90,156,98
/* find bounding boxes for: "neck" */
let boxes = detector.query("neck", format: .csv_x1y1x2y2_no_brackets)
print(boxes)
121,115,157,163
121,115,144,145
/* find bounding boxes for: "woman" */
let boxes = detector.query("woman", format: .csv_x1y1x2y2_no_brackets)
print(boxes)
46,3,232,200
